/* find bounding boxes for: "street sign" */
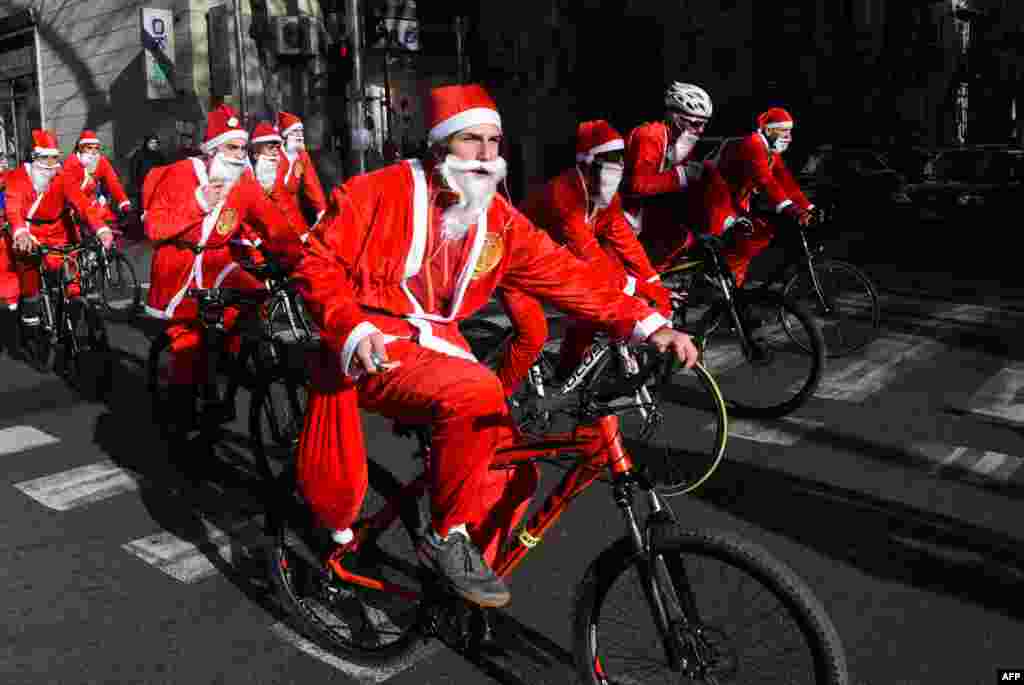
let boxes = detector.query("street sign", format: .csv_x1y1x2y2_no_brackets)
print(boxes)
141,8,176,100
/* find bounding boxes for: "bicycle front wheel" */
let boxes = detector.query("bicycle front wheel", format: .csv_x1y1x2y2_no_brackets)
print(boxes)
249,365,308,490
574,526,849,684
783,259,879,357
66,301,112,397
98,251,142,320
615,357,728,497
267,458,427,667
699,293,825,418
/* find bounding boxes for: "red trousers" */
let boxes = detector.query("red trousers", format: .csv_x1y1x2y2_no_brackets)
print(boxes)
297,339,539,567
165,266,265,385
722,217,775,287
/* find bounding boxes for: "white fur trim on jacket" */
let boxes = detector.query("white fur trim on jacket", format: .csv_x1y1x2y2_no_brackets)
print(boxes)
631,312,670,343
775,199,794,213
623,275,637,296
576,138,624,163
202,129,249,155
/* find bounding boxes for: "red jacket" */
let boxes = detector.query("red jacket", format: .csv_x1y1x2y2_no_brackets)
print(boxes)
520,166,660,293
712,132,811,215
280,149,328,226
143,157,300,321
294,159,667,381
7,163,108,246
621,121,693,252
62,154,132,220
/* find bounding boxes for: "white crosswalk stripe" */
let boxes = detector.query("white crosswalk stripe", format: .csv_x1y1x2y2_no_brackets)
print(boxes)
121,517,258,584
964,362,1024,426
813,332,944,402
914,442,1024,483
13,459,141,511
714,416,826,446
0,426,60,457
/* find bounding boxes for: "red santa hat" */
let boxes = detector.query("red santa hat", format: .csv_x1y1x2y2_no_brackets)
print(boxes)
77,130,100,147
757,107,794,131
576,120,624,163
277,111,303,138
31,129,59,156
425,84,502,145
202,104,248,154
251,121,283,145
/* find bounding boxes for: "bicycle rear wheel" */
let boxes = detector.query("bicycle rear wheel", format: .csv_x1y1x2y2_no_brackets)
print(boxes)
21,291,57,373
66,300,112,397
267,459,428,666
98,251,141,320
575,526,849,684
699,292,825,418
783,259,879,357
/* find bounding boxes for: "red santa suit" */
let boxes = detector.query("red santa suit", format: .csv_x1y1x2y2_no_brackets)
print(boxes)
710,108,812,286
622,120,699,267
501,120,670,390
144,106,300,385
62,130,132,228
293,86,669,566
8,131,110,300
0,167,19,306
277,112,328,228
240,121,305,257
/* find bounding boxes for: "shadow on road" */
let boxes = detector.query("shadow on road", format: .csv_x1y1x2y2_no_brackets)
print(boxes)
692,458,1024,622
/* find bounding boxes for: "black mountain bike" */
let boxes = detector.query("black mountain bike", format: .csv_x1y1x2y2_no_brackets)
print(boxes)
658,230,826,418
748,207,880,357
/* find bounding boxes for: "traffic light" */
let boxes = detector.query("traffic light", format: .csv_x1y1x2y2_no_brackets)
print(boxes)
332,36,354,94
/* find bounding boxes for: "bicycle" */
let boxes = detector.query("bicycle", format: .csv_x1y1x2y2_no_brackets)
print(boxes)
459,317,728,496
87,228,142,320
266,351,849,683
16,240,111,392
747,206,880,358
658,230,826,418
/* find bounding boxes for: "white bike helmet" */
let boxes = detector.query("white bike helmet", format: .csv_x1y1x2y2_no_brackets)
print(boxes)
664,82,713,118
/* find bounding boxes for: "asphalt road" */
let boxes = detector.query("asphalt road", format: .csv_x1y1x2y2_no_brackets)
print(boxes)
1,232,1023,684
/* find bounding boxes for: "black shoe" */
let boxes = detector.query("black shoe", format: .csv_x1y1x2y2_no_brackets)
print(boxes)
19,299,41,327
417,528,511,608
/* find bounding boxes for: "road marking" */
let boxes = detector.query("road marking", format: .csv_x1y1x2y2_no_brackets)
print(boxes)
270,622,440,683
914,442,1024,483
0,426,60,457
813,332,944,402
965,363,1024,425
12,459,140,511
716,416,826,446
122,518,255,583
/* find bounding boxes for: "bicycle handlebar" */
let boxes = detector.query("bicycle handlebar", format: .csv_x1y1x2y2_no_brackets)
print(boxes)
591,349,673,404
185,287,269,308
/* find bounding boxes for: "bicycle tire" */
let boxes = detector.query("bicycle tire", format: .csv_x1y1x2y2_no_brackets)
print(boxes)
249,368,308,490
267,458,428,667
783,259,880,358
146,330,179,439
66,300,112,397
614,357,728,497
98,251,142,320
24,289,58,373
574,525,849,684
699,291,825,418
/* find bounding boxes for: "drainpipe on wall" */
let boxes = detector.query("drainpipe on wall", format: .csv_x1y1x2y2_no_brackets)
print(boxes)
346,0,366,175
233,0,249,122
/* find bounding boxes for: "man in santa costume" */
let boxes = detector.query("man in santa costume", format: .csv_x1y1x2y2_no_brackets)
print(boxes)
622,82,713,267
8,130,113,325
276,112,328,227
249,120,315,245
144,105,300,437
709,107,816,287
493,119,673,391
292,84,698,608
62,129,133,229
0,155,18,314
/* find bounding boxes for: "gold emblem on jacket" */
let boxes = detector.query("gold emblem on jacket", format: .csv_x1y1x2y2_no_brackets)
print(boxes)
472,231,504,280
216,207,238,236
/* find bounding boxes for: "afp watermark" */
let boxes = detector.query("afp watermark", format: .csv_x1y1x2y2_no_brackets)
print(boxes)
998,669,1024,682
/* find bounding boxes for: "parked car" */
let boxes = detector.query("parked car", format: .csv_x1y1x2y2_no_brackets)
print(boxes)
796,145,911,213
904,146,1024,222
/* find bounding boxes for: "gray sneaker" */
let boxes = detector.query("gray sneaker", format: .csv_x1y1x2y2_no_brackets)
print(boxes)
417,528,511,608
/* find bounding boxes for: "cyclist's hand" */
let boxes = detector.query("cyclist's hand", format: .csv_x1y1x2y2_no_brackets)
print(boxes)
354,332,400,376
796,209,813,227
13,232,35,253
98,229,114,250
647,326,698,369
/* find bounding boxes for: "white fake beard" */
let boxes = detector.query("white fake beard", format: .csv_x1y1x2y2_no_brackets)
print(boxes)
771,135,792,153
285,135,304,160
595,162,624,209
208,152,247,191
31,163,58,194
255,155,278,191
78,152,100,173
438,155,507,240
673,131,700,162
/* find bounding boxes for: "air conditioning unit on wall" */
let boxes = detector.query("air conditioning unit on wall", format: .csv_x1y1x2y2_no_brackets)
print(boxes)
272,15,319,56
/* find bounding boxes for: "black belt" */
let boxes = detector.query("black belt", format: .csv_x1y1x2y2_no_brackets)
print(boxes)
161,238,205,254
